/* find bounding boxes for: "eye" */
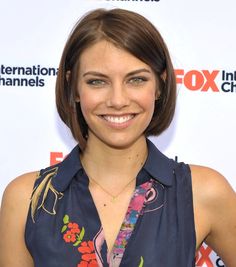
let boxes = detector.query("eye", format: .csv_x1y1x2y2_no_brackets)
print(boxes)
128,76,148,85
86,79,106,87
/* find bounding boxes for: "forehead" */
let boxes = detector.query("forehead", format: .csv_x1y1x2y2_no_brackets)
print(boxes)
78,40,153,74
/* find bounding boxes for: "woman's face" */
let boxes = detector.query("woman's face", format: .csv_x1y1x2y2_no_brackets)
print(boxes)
77,40,158,149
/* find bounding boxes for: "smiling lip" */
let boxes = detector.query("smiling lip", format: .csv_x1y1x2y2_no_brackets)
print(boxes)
100,114,135,127
103,114,134,123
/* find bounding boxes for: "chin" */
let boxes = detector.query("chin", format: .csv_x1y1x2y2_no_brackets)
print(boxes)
101,135,145,150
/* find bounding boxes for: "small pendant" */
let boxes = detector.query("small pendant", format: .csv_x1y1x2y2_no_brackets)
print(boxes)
111,196,116,203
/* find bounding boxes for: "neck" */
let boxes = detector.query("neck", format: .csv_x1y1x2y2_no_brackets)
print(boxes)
80,136,148,186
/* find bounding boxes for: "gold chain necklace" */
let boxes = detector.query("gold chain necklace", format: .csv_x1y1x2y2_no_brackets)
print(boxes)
89,176,136,205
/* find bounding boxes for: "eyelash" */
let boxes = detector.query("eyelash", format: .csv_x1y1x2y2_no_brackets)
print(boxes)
128,76,148,84
85,76,148,87
86,79,106,86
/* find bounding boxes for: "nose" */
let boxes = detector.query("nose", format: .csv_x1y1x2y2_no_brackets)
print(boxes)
106,83,130,109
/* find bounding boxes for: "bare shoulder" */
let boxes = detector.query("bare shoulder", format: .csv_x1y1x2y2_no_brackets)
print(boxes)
190,165,236,267
0,171,39,229
190,164,235,202
0,172,38,267
1,171,39,212
3,171,38,195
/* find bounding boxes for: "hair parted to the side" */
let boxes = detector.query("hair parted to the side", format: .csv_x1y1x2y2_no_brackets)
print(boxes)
56,8,176,151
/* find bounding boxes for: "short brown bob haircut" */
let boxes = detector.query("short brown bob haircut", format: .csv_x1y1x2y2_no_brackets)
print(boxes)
56,8,176,151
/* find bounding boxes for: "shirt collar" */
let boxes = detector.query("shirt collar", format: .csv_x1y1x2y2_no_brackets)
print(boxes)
51,139,174,192
143,139,174,186
51,145,82,192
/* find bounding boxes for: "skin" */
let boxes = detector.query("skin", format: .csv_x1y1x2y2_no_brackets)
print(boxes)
0,40,236,266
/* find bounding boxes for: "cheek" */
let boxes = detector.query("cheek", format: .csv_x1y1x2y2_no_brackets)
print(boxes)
79,96,92,120
79,91,101,120
77,89,90,116
137,91,156,111
141,93,156,121
147,98,156,118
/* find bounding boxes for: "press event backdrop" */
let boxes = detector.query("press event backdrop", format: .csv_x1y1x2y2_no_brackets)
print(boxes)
0,0,235,266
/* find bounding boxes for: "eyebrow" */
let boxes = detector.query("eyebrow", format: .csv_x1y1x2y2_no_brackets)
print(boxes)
82,68,152,78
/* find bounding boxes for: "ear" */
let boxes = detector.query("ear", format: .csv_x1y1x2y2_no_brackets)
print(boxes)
155,90,160,100
66,70,80,102
66,70,71,82
75,94,80,103
155,70,166,100
160,70,167,81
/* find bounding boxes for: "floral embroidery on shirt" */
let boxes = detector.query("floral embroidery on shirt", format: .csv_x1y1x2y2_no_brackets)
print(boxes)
61,214,98,267
78,241,98,267
62,215,85,246
61,180,153,267
109,181,153,266
138,256,144,267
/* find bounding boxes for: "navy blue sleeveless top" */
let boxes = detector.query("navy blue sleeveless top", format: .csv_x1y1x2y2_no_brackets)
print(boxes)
25,140,196,266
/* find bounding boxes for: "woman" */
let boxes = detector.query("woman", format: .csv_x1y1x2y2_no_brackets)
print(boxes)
0,8,235,267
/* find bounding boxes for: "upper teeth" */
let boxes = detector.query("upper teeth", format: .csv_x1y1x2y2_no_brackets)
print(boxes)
103,115,134,124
